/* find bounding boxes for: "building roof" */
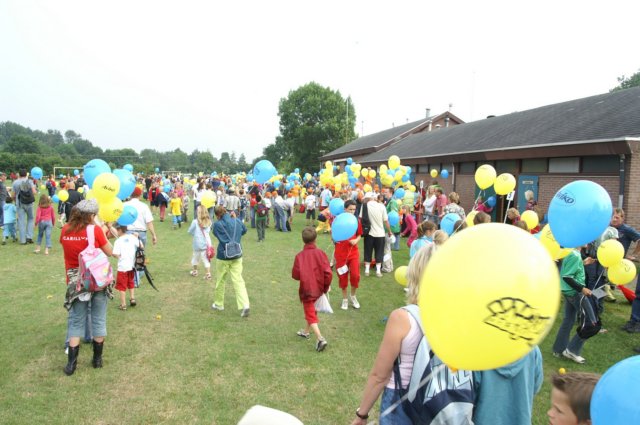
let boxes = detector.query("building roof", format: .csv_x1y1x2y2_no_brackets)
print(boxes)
360,86,640,163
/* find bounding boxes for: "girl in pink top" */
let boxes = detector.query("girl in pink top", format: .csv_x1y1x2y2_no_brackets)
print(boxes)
399,205,418,248
35,194,56,254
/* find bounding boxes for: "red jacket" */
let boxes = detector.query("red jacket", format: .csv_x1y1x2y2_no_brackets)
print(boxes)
292,242,332,302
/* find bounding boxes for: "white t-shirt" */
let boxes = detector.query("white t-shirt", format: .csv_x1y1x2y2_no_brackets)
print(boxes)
423,195,436,214
113,234,141,272
124,198,154,232
305,195,316,210
285,197,296,211
363,201,388,237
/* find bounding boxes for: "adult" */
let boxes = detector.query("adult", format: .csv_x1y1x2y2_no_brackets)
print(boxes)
11,169,36,244
361,192,392,278
434,187,448,225
612,209,640,334
226,189,240,217
273,191,288,232
317,185,332,233
442,191,466,220
211,206,250,317
63,181,84,222
524,190,537,211
123,187,158,246
422,186,437,224
0,172,7,227
60,199,113,375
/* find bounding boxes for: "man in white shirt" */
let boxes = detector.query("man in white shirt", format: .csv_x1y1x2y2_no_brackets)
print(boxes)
360,192,392,277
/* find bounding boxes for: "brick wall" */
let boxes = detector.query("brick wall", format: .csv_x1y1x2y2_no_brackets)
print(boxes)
624,154,640,230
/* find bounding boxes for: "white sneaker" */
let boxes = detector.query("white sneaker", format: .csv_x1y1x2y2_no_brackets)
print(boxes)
350,296,360,309
376,271,383,278
341,299,349,310
211,303,224,311
364,270,370,277
562,349,586,364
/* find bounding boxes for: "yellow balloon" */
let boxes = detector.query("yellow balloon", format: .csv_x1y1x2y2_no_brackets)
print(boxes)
190,179,197,186
379,164,388,173
335,183,342,191
77,187,84,194
85,190,95,201
363,184,372,192
608,259,637,285
430,169,438,178
98,198,124,222
353,170,360,178
92,173,120,203
325,161,332,169
539,224,572,260
388,155,401,170
58,190,69,202
598,240,625,268
361,168,369,177
409,185,416,192
521,210,539,230
200,190,216,209
394,265,408,287
419,223,560,370
40,184,46,190
369,170,377,178
494,173,516,195
465,210,478,227
198,172,203,177
475,164,497,190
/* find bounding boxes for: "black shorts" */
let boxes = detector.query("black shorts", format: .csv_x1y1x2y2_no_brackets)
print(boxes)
306,209,316,219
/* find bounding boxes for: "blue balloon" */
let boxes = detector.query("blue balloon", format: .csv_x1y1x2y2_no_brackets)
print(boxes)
285,182,293,190
58,174,64,179
294,168,300,174
329,198,345,216
155,167,160,173
274,181,281,189
163,184,171,193
331,212,358,242
116,205,139,226
441,213,461,235
591,356,640,424
388,211,400,227
548,180,612,248
52,194,60,203
441,169,449,179
395,188,405,199
405,166,412,174
113,169,136,200
253,160,277,184
73,169,80,176
123,164,134,172
346,157,353,165
486,196,497,208
401,174,410,183
84,159,111,188
387,169,396,177
30,167,43,180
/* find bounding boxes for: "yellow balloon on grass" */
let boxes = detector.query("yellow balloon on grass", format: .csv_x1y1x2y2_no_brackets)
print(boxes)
521,210,539,230
475,164,497,190
419,223,560,370
388,155,401,170
494,173,516,195
608,259,637,285
465,210,478,227
58,190,69,202
394,266,408,287
539,224,572,260
99,198,124,222
200,191,216,209
369,170,377,178
92,173,120,203
597,239,625,268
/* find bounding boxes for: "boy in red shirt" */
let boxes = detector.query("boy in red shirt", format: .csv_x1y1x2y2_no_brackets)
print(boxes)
292,226,333,352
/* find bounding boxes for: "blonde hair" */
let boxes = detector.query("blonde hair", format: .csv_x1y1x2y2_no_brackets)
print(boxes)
38,194,51,208
406,244,436,304
448,192,460,204
196,204,211,228
525,190,534,202
507,207,520,219
432,230,449,246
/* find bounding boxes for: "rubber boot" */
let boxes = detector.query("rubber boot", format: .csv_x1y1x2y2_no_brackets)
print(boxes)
92,340,104,368
63,345,80,376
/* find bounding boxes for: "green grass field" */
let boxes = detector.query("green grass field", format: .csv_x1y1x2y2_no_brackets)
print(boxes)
0,204,638,424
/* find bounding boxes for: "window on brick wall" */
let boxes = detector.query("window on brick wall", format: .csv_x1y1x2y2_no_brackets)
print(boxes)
582,155,619,173
496,160,518,174
549,157,580,173
417,164,430,173
522,158,548,173
459,162,475,174
442,163,453,173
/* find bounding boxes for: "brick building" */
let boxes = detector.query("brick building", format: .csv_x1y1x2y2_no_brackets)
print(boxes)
324,87,640,229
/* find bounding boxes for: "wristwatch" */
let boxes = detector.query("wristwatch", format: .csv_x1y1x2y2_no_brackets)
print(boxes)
355,408,369,420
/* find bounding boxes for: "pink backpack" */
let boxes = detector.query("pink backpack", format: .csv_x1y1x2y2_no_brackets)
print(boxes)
78,225,114,292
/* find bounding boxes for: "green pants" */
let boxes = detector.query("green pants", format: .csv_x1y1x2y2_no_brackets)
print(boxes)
214,258,250,310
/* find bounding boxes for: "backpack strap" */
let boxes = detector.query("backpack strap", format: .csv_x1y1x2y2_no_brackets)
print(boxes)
86,225,96,249
400,304,433,402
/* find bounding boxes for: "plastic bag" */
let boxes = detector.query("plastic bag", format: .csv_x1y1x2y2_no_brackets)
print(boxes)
314,293,333,314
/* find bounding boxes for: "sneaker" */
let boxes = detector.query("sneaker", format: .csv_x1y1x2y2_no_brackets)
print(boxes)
562,349,586,364
240,307,250,318
364,271,370,277
627,322,640,333
350,296,360,309
211,304,224,311
296,330,310,339
316,338,328,352
26,238,33,244
552,352,561,358
621,321,635,331
376,271,383,278
341,299,349,310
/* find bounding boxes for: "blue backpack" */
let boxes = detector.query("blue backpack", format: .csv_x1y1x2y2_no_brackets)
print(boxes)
389,305,475,425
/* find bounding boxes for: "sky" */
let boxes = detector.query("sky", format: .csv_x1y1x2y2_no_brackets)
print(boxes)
1,0,638,163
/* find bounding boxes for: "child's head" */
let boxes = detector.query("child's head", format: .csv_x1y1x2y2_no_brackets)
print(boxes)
473,211,491,225
6,195,13,204
344,199,356,214
301,226,317,244
38,194,51,208
116,225,128,236
197,204,212,227
548,372,600,425
507,207,520,220
417,221,436,237
432,230,449,246
514,220,529,231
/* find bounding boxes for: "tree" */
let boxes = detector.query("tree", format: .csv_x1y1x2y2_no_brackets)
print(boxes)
237,153,249,172
276,82,356,173
611,69,640,92
3,134,42,154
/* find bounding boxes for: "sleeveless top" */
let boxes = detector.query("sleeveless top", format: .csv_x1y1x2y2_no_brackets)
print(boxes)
387,309,422,389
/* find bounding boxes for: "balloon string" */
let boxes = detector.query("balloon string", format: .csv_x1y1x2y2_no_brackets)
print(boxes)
502,198,512,223
593,269,606,290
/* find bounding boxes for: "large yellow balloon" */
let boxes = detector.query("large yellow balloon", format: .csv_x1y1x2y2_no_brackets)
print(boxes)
465,210,478,227
494,173,516,195
200,190,216,209
58,190,69,202
597,239,625,268
388,155,401,170
419,223,560,370
475,164,497,190
430,169,438,178
92,173,120,203
394,265,408,287
379,164,388,173
521,210,539,230
539,224,572,260
361,168,369,177
608,259,637,285
369,170,377,178
98,198,124,222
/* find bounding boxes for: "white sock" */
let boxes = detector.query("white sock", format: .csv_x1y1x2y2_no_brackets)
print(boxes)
364,264,370,273
376,264,381,273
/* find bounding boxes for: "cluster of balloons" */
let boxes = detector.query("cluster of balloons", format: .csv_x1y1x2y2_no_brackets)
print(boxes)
596,239,637,285
474,164,516,196
429,168,449,179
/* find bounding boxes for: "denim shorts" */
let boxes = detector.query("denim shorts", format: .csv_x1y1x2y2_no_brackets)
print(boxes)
68,291,108,338
379,387,412,425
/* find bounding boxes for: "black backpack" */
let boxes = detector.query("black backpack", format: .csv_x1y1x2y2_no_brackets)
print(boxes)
576,295,601,339
134,245,158,291
361,203,371,236
18,180,35,204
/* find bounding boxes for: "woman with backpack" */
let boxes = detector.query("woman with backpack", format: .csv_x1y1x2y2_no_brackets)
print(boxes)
60,199,113,376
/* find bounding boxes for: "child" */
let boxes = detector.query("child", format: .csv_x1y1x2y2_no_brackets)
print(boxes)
3,196,17,244
399,205,417,248
335,200,362,310
169,191,183,229
181,192,190,224
409,221,436,258
254,194,267,242
34,194,56,254
304,190,316,226
291,227,332,352
112,225,142,310
548,372,600,425
187,204,213,279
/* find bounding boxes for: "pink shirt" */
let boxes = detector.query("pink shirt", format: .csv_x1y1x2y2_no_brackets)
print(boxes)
35,206,56,225
387,310,422,388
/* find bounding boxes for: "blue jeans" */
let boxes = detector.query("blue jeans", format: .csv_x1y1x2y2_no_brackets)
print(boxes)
3,222,16,239
552,293,590,355
391,232,401,251
379,387,412,425
17,203,34,243
631,280,640,323
68,292,107,338
36,220,53,248
66,300,94,346
274,204,287,232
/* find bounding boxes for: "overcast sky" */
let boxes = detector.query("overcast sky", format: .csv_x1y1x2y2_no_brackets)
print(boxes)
1,0,638,163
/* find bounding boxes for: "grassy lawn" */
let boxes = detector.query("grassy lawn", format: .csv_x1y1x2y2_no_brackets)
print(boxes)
0,204,638,424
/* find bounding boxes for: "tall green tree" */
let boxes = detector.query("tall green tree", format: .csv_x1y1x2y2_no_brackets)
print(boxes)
611,68,640,92
275,82,356,173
